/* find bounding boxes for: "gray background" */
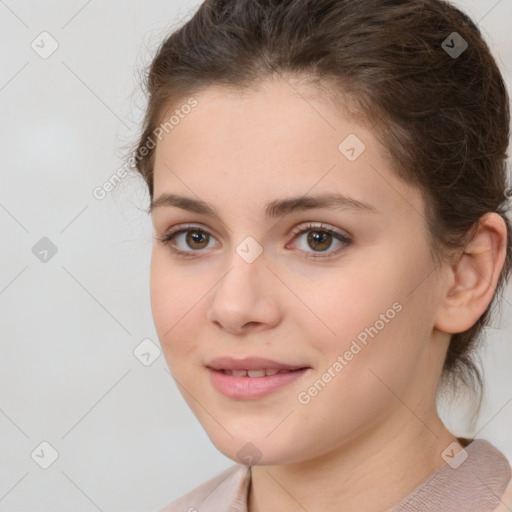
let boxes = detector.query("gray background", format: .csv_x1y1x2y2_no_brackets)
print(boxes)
0,0,511,510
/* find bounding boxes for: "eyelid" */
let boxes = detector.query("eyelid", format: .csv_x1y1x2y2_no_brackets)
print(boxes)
289,221,350,239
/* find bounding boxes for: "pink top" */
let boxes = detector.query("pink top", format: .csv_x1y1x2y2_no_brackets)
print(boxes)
157,439,512,512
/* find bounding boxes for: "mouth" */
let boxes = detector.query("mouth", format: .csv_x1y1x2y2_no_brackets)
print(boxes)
206,356,311,399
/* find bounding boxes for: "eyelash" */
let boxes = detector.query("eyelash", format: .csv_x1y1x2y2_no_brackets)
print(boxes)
155,222,352,260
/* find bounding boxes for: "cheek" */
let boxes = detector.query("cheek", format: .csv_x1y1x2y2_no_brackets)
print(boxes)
289,299,427,460
303,245,434,384
301,257,400,348
149,251,201,362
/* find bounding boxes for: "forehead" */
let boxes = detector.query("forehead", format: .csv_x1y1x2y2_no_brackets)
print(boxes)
153,77,368,164
151,78,425,221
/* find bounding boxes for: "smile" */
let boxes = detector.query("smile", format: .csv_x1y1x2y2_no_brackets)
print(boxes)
208,366,310,399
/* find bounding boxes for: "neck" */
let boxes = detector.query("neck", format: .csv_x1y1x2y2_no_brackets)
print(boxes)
248,409,458,512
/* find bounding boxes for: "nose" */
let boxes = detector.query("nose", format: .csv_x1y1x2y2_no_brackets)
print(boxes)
206,250,282,335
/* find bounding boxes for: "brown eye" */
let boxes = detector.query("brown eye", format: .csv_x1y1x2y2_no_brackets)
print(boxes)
157,222,351,260
306,230,334,252
184,230,210,250
290,222,352,259
157,224,219,256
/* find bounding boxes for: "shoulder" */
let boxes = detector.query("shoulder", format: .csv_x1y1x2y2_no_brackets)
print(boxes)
386,438,511,512
472,439,512,512
493,474,512,512
155,464,251,512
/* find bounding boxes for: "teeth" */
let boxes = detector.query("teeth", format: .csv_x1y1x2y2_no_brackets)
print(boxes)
247,369,266,377
221,368,293,377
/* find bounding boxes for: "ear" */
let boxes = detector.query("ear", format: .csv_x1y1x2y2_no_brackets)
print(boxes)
435,212,508,334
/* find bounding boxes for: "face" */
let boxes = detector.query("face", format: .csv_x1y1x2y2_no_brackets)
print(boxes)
149,77,447,466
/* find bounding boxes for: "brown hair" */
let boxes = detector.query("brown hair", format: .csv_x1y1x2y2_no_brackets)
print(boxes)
131,0,511,404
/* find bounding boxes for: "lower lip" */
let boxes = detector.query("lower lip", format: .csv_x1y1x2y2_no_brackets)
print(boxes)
208,368,310,399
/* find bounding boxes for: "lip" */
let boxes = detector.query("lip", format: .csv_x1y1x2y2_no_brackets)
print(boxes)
206,356,311,400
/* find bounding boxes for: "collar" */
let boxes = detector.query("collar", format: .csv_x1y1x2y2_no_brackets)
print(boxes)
159,439,511,512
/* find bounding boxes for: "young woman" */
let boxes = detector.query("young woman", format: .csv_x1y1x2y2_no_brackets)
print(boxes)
131,0,512,510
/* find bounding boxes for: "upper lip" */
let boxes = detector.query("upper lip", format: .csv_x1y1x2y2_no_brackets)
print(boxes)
206,356,309,371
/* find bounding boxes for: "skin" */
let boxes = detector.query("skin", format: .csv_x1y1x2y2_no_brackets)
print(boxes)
149,76,507,512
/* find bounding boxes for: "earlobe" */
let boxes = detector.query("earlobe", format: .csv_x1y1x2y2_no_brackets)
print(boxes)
435,213,508,334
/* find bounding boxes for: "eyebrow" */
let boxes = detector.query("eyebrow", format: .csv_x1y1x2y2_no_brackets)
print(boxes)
149,192,378,217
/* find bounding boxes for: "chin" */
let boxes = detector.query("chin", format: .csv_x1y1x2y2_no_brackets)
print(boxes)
209,434,304,467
